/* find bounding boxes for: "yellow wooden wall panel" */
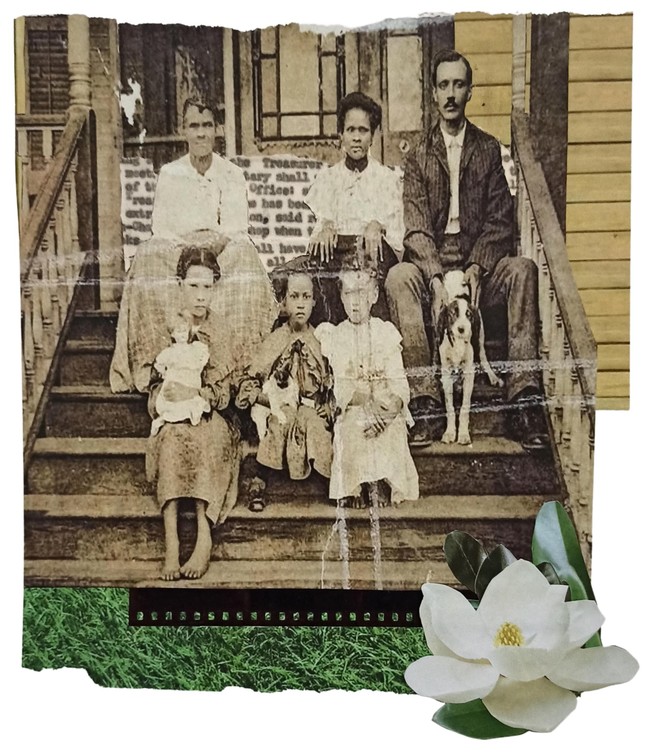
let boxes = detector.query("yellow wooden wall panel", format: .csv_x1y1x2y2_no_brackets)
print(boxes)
567,173,631,204
580,289,630,316
566,231,630,261
455,19,513,54
597,371,630,397
597,397,629,410
467,84,511,116
569,81,632,113
571,260,630,289
569,15,632,50
568,112,632,144
597,343,630,371
588,315,629,344
568,143,631,174
468,53,511,85
467,115,509,145
569,48,633,81
567,202,630,232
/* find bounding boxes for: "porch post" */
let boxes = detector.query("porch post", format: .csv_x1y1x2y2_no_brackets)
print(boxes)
512,15,527,113
67,15,92,110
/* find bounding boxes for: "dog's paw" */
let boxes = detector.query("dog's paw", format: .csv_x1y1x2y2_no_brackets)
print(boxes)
486,371,504,388
457,430,472,446
441,427,457,444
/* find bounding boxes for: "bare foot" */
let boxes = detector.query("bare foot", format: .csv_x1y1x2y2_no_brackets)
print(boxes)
161,558,180,581
161,499,180,581
180,502,212,579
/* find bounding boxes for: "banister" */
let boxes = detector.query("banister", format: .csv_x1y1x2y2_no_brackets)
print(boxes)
512,109,597,409
20,107,88,281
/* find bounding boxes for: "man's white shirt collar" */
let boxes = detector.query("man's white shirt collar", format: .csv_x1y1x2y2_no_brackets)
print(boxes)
440,120,467,149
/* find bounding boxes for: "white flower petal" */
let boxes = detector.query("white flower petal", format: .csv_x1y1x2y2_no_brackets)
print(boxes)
419,593,458,658
479,561,568,648
547,645,639,692
483,676,577,732
564,600,605,650
405,655,499,704
421,583,491,660
488,645,566,682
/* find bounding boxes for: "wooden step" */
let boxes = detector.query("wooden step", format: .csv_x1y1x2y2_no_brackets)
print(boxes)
27,435,561,498
45,386,151,437
25,557,453,589
59,339,114,387
24,493,544,567
68,309,118,342
44,385,510,438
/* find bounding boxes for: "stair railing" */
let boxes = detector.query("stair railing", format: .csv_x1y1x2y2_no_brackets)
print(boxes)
512,109,597,562
20,106,98,466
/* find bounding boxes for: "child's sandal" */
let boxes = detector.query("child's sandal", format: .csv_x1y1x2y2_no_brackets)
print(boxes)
247,478,266,513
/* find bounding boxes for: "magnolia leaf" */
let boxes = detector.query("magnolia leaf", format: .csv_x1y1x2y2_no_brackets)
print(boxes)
532,501,601,647
532,501,595,602
443,531,487,594
474,544,517,598
433,699,527,740
536,561,564,586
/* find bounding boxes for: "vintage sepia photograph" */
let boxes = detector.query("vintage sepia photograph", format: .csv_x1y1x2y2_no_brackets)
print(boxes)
17,11,630,595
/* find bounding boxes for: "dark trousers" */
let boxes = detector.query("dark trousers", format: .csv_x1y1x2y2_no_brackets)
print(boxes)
385,255,541,402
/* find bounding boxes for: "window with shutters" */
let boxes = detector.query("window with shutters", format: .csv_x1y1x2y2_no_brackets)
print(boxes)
251,26,346,141
25,16,69,115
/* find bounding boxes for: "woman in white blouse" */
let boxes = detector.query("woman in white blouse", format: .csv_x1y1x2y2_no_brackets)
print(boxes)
111,99,276,394
302,91,404,323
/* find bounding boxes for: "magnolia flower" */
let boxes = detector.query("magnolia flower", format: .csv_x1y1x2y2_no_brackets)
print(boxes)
405,559,638,732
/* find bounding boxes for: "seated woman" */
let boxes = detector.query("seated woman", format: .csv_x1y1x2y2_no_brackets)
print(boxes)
302,91,404,324
110,97,277,393
146,242,247,581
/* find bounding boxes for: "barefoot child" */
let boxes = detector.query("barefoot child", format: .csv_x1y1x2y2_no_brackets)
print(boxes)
245,270,334,511
315,267,419,509
146,244,243,580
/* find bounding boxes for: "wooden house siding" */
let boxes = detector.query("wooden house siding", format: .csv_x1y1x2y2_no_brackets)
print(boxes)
455,12,632,409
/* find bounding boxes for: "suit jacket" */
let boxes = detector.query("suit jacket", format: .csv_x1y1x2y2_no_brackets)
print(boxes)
403,119,513,283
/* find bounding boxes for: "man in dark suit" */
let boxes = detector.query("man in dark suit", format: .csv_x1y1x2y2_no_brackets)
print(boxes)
385,49,547,449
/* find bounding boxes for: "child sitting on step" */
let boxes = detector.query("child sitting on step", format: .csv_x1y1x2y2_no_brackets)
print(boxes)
315,265,419,509
243,269,335,512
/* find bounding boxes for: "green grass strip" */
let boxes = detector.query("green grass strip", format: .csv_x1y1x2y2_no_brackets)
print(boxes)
23,588,426,692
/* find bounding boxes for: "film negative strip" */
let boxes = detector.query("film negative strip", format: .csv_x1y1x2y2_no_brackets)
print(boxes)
129,588,423,627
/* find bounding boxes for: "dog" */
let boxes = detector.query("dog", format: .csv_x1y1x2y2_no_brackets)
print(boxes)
251,340,302,441
436,270,503,445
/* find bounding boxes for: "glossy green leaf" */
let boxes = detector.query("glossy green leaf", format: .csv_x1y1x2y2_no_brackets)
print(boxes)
474,544,517,598
532,501,595,602
443,531,487,594
536,561,564,586
532,501,601,647
433,699,527,740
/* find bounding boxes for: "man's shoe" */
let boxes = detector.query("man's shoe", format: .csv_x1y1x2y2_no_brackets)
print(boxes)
509,395,549,451
408,396,444,447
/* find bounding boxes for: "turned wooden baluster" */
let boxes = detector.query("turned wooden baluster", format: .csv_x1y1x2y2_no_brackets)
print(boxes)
22,284,36,422
560,337,573,466
550,307,564,442
68,156,81,298
17,129,30,227
567,372,583,504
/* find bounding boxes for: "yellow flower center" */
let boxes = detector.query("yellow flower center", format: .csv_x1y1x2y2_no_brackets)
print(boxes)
494,621,525,647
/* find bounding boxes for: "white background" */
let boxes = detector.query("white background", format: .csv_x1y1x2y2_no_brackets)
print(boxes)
2,2,652,754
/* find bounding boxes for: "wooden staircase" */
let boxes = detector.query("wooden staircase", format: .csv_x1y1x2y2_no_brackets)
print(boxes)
24,306,566,590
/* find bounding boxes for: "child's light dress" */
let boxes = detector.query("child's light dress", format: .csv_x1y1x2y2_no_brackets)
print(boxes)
150,340,211,436
315,317,419,503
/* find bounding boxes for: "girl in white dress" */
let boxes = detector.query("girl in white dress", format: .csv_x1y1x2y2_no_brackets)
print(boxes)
316,268,419,508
